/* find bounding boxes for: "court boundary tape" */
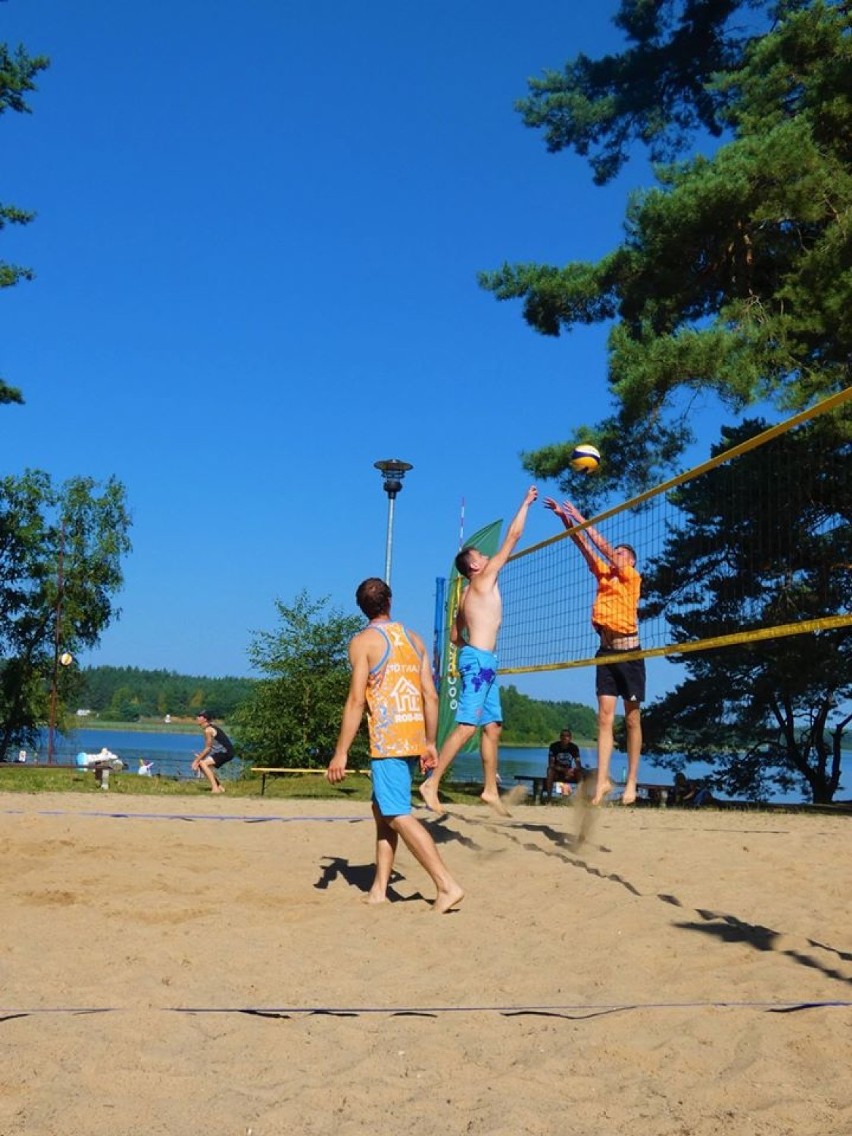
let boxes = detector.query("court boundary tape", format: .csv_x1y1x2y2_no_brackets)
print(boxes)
1,999,850,1021
0,808,367,823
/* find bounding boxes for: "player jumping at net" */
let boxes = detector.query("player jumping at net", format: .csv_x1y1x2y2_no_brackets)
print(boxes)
545,498,645,806
420,486,538,817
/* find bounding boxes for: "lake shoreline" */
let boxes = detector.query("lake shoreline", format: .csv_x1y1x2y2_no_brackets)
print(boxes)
63,717,200,734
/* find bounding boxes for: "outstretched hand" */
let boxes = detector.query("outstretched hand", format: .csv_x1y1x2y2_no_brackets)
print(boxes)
563,501,584,525
544,498,584,527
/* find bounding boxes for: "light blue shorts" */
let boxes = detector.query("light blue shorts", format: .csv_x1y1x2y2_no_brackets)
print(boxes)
371,757,417,817
455,645,502,727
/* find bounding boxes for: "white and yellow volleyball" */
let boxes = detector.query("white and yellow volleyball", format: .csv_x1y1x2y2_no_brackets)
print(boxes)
569,444,601,473
59,652,74,667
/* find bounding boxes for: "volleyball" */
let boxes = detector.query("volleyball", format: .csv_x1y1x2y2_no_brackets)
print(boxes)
59,652,73,667
569,444,601,473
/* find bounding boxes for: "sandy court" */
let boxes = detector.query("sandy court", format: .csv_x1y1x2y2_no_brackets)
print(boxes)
0,790,850,1135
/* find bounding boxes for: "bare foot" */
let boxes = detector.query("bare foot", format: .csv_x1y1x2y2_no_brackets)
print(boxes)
480,789,511,817
362,892,388,906
590,779,613,806
433,883,465,914
212,785,226,794
620,785,637,806
419,779,445,815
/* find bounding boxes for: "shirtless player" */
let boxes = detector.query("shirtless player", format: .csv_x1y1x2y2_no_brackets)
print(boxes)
420,486,538,816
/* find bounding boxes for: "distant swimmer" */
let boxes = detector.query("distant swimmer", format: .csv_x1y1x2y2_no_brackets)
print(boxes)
420,486,538,817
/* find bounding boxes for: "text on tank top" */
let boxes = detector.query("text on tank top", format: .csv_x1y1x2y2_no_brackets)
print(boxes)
365,621,427,758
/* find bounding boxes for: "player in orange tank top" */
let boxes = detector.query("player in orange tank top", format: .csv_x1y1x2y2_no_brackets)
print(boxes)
545,498,645,807
327,578,463,914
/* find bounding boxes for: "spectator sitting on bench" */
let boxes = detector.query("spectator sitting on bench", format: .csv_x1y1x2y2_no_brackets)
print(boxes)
672,771,714,807
544,729,584,800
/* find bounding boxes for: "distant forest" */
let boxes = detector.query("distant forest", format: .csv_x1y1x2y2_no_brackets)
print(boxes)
75,667,597,743
500,685,597,745
77,666,256,722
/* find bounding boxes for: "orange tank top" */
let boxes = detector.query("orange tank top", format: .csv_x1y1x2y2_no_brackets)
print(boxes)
590,557,641,636
365,621,427,758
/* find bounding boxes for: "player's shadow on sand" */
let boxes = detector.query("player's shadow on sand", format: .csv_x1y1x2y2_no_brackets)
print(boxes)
314,855,421,903
482,817,611,859
422,813,483,852
672,909,852,988
478,818,852,989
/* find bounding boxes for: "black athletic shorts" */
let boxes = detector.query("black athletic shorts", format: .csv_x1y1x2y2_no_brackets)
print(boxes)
595,648,646,704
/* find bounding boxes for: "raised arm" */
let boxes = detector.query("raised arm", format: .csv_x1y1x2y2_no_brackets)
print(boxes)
482,486,538,579
544,497,599,573
544,497,619,571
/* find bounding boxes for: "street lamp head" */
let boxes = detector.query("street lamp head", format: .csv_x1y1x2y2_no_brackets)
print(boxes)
374,458,413,500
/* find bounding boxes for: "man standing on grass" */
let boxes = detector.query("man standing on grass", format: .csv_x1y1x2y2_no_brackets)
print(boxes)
327,577,463,914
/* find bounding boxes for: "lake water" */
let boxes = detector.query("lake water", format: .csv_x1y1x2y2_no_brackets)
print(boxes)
477,746,851,805
16,727,234,781
9,730,850,803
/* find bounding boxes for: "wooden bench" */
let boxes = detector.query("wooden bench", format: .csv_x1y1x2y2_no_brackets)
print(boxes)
513,773,675,806
251,766,370,796
634,781,675,805
513,773,586,803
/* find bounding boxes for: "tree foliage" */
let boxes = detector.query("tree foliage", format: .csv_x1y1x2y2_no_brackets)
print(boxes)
516,0,800,185
500,684,597,744
480,0,852,498
233,591,365,768
76,665,256,723
0,470,132,754
1,18,49,404
641,413,852,802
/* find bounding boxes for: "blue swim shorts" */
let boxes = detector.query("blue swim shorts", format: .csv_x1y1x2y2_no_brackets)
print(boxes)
455,645,502,727
371,757,417,817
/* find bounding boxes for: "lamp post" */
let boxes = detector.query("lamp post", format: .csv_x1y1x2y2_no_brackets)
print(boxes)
373,459,413,587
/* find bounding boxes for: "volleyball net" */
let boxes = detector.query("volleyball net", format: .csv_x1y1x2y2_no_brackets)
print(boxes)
498,387,852,675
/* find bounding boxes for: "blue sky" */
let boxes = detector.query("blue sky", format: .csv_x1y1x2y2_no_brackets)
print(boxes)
2,0,717,704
